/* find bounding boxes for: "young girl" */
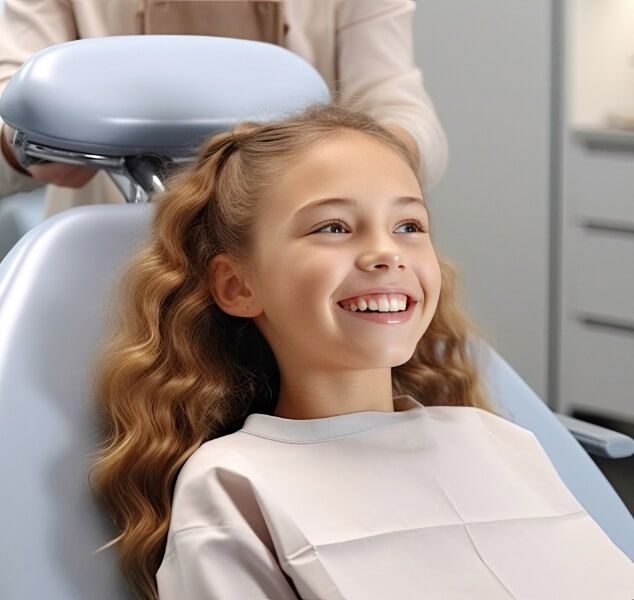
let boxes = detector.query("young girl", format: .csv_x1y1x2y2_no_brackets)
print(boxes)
90,104,633,600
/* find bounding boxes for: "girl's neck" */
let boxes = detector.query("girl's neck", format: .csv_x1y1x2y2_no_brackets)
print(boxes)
273,369,395,420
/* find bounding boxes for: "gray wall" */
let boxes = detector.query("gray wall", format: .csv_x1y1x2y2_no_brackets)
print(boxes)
412,1,553,400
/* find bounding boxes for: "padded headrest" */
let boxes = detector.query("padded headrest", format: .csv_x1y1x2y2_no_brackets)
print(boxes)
0,35,330,157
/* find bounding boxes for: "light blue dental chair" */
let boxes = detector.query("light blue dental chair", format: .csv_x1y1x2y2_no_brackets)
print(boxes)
0,37,632,600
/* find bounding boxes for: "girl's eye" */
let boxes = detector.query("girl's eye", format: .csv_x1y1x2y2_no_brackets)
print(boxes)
314,220,349,234
395,220,427,234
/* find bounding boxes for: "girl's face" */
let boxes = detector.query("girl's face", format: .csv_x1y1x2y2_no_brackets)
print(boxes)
245,130,441,373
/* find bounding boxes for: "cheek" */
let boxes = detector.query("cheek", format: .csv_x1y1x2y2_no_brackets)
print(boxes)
293,259,341,305
420,253,442,302
431,260,443,294
266,254,340,311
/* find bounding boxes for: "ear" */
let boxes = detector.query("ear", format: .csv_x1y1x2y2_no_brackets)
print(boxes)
209,254,261,318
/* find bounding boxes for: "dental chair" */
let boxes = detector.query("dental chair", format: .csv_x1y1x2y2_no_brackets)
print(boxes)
0,37,632,600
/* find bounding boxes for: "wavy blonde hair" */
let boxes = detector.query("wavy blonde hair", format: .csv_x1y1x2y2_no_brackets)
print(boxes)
89,103,497,600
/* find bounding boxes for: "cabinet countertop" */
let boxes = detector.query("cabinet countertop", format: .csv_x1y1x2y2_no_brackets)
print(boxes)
572,126,634,152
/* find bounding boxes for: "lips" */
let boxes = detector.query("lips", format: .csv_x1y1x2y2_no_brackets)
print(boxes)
336,295,417,324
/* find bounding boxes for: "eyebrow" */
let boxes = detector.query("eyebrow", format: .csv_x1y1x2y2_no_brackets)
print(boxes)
293,195,427,218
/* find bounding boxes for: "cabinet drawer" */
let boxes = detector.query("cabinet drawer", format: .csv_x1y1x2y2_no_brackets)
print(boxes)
566,141,634,224
561,319,634,421
567,225,634,323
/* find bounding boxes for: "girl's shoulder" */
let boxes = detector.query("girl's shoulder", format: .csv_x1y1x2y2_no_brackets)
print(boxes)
167,434,269,534
423,404,544,451
178,431,260,479
424,403,528,427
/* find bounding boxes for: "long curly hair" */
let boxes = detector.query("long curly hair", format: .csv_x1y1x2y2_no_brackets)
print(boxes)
89,103,497,600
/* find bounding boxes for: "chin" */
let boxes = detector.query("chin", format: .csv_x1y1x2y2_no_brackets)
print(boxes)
390,352,418,368
362,345,419,368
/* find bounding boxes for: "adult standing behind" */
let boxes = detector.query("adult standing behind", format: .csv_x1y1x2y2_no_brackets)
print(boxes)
0,0,448,217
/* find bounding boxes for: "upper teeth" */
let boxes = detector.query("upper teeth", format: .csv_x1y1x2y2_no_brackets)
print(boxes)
340,293,408,312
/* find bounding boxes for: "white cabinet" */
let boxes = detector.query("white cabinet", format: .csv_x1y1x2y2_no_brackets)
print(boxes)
559,134,634,421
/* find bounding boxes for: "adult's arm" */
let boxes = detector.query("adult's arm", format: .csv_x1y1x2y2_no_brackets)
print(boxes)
336,0,448,189
0,0,84,196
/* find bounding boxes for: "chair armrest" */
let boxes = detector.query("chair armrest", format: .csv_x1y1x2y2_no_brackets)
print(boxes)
555,413,634,459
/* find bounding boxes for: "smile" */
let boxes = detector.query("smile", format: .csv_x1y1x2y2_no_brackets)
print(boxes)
336,294,418,324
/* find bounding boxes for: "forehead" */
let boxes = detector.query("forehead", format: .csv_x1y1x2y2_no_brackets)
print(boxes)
262,130,421,216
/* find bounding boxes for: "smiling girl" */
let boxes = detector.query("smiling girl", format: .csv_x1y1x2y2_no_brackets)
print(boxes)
90,104,633,600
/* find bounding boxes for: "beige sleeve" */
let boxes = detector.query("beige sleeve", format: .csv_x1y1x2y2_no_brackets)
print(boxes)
0,0,78,197
335,0,448,189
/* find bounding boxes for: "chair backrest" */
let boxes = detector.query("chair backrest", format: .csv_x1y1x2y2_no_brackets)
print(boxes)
1,205,632,600
0,205,151,599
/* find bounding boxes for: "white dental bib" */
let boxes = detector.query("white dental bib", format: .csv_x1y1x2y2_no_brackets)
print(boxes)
157,395,633,599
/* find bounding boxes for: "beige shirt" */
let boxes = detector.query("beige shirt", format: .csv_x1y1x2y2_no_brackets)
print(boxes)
0,0,448,217
156,394,634,599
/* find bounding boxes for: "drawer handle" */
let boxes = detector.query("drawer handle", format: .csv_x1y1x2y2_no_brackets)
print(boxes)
579,218,634,237
577,312,634,335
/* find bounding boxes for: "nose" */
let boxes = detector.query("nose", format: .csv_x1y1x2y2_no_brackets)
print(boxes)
356,238,406,272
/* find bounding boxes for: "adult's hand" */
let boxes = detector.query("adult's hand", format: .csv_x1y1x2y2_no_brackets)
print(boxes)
1,124,98,188
27,161,98,188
